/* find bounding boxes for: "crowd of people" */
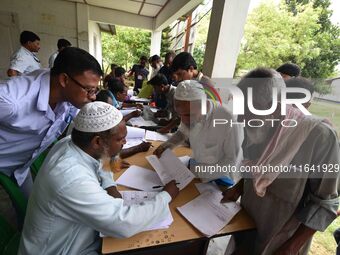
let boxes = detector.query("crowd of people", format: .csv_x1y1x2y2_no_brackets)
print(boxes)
0,30,339,255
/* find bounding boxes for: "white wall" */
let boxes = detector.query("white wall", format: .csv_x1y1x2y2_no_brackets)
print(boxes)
88,21,102,68
0,0,83,68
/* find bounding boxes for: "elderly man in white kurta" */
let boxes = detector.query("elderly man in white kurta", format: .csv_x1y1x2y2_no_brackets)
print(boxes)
222,68,340,255
154,80,243,181
19,102,179,255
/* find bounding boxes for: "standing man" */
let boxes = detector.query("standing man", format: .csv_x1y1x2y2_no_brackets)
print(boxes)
48,38,72,68
222,68,340,255
7,30,41,77
0,47,102,227
159,51,176,85
18,102,179,255
128,56,149,93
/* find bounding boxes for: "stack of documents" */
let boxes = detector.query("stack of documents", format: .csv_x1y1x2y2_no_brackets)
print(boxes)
146,149,195,190
177,191,241,236
120,191,174,231
123,126,145,149
145,130,171,142
116,165,162,191
129,116,157,127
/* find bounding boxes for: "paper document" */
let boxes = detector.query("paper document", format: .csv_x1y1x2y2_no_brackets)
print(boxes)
195,182,220,194
145,130,171,142
121,108,138,116
129,117,157,127
120,191,174,230
146,149,195,190
123,139,142,149
130,96,151,103
126,126,145,139
177,191,241,236
116,165,162,191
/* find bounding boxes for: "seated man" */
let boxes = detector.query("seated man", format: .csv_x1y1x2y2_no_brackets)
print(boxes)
107,78,143,122
95,89,151,162
18,102,179,255
148,73,180,134
154,80,243,181
222,68,340,255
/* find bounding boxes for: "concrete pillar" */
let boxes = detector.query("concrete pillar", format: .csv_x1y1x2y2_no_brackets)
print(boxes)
76,3,89,51
202,0,251,78
150,30,162,57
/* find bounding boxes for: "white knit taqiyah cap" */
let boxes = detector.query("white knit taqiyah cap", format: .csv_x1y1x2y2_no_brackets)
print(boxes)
174,80,205,101
73,102,123,132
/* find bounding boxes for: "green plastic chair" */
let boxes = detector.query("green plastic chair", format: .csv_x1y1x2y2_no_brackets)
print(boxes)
0,214,15,254
2,232,21,255
0,173,27,223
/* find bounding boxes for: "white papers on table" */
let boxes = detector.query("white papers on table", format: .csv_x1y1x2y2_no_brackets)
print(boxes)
146,149,195,190
123,139,143,149
120,191,174,230
129,117,157,127
145,130,171,142
126,126,145,139
123,126,145,149
177,191,241,236
195,182,220,194
120,108,138,116
116,165,162,191
130,96,151,103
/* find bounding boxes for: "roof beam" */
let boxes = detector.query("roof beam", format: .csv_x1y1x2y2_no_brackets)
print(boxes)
88,5,153,30
154,0,203,31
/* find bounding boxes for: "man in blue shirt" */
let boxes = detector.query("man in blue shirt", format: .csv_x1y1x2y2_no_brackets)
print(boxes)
0,47,103,227
128,56,149,93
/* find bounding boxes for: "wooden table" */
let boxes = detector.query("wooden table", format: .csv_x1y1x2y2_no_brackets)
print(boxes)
102,142,255,255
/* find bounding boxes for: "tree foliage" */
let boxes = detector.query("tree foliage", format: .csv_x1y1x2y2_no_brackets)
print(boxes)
236,0,340,80
101,26,151,71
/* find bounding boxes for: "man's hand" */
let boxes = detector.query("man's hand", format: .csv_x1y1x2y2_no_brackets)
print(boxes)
153,145,167,158
137,141,152,152
163,180,179,200
120,160,130,169
131,110,142,118
106,186,122,198
157,127,170,134
220,180,244,203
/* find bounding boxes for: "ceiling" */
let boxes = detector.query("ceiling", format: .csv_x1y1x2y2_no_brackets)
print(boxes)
66,0,170,18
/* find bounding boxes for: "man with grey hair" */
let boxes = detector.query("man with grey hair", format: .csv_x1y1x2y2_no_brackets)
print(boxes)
222,68,340,255
19,102,179,255
154,80,243,181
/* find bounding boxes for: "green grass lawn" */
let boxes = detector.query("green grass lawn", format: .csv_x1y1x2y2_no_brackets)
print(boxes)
308,99,340,254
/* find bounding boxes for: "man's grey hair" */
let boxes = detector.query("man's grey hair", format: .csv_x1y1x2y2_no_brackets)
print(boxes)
237,68,286,110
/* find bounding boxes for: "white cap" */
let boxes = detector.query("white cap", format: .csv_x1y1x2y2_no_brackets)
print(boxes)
174,80,205,101
74,102,123,132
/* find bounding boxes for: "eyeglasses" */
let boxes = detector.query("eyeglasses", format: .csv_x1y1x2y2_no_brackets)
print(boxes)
66,74,97,96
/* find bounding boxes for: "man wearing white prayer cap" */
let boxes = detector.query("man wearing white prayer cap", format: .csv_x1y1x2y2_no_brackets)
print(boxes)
19,101,179,255
154,80,243,182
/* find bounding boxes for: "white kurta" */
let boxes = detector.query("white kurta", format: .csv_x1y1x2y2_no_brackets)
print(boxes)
19,136,172,255
163,101,243,181
9,46,41,74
